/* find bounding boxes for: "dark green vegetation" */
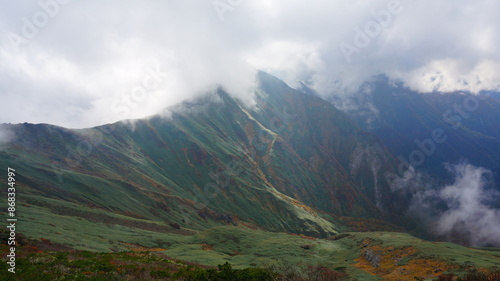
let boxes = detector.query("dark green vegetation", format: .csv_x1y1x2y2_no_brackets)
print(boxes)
436,271,500,281
336,76,500,187
1,72,500,280
0,72,407,244
0,241,278,281
2,229,500,280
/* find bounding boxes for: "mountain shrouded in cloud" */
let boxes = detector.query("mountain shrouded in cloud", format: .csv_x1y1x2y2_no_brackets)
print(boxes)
0,72,407,240
3,2,500,279
1,0,500,128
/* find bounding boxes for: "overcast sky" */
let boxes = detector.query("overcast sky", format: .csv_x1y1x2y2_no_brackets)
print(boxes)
1,0,499,128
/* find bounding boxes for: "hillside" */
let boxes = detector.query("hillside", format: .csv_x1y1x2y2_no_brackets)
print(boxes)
1,72,500,280
333,77,500,187
0,72,410,243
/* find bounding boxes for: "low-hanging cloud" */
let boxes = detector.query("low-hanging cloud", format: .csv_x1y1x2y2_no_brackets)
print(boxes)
0,0,258,128
0,125,16,148
434,163,500,247
1,0,500,128
392,163,500,247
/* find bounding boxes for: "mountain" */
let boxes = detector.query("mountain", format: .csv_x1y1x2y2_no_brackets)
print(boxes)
331,77,500,188
0,72,408,246
484,90,500,101
2,72,500,280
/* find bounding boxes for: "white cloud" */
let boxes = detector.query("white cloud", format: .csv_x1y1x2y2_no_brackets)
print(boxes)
390,59,500,93
388,163,500,247
245,40,325,89
0,125,15,148
435,164,500,247
0,0,499,127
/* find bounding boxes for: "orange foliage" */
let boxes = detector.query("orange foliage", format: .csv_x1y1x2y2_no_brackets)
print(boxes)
201,243,213,251
122,242,166,252
299,234,317,240
354,240,457,281
39,237,51,243
241,221,259,230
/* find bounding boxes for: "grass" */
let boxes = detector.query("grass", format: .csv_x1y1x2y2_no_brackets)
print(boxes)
15,203,191,252
2,85,500,280
346,232,500,269
0,249,278,281
2,179,499,280
3,209,500,280
345,232,500,280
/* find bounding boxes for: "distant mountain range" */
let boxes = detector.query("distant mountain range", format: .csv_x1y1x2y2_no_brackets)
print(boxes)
0,72,412,239
1,71,500,279
334,77,500,187
0,72,500,280
2,72,499,240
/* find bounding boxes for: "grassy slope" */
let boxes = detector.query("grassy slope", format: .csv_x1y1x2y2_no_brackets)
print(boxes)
3,220,500,280
4,190,498,280
0,74,408,243
1,74,500,280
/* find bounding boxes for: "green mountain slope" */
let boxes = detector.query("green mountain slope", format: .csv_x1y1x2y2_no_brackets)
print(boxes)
0,72,407,243
2,227,500,280
1,72,500,280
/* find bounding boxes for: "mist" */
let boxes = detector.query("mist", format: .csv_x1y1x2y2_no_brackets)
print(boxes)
434,164,500,247
0,125,15,148
1,1,500,128
390,163,500,247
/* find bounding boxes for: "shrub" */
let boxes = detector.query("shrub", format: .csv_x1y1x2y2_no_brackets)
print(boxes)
435,273,455,281
462,270,488,281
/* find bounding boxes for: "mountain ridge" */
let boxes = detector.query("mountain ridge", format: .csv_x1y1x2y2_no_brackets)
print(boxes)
0,72,411,243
